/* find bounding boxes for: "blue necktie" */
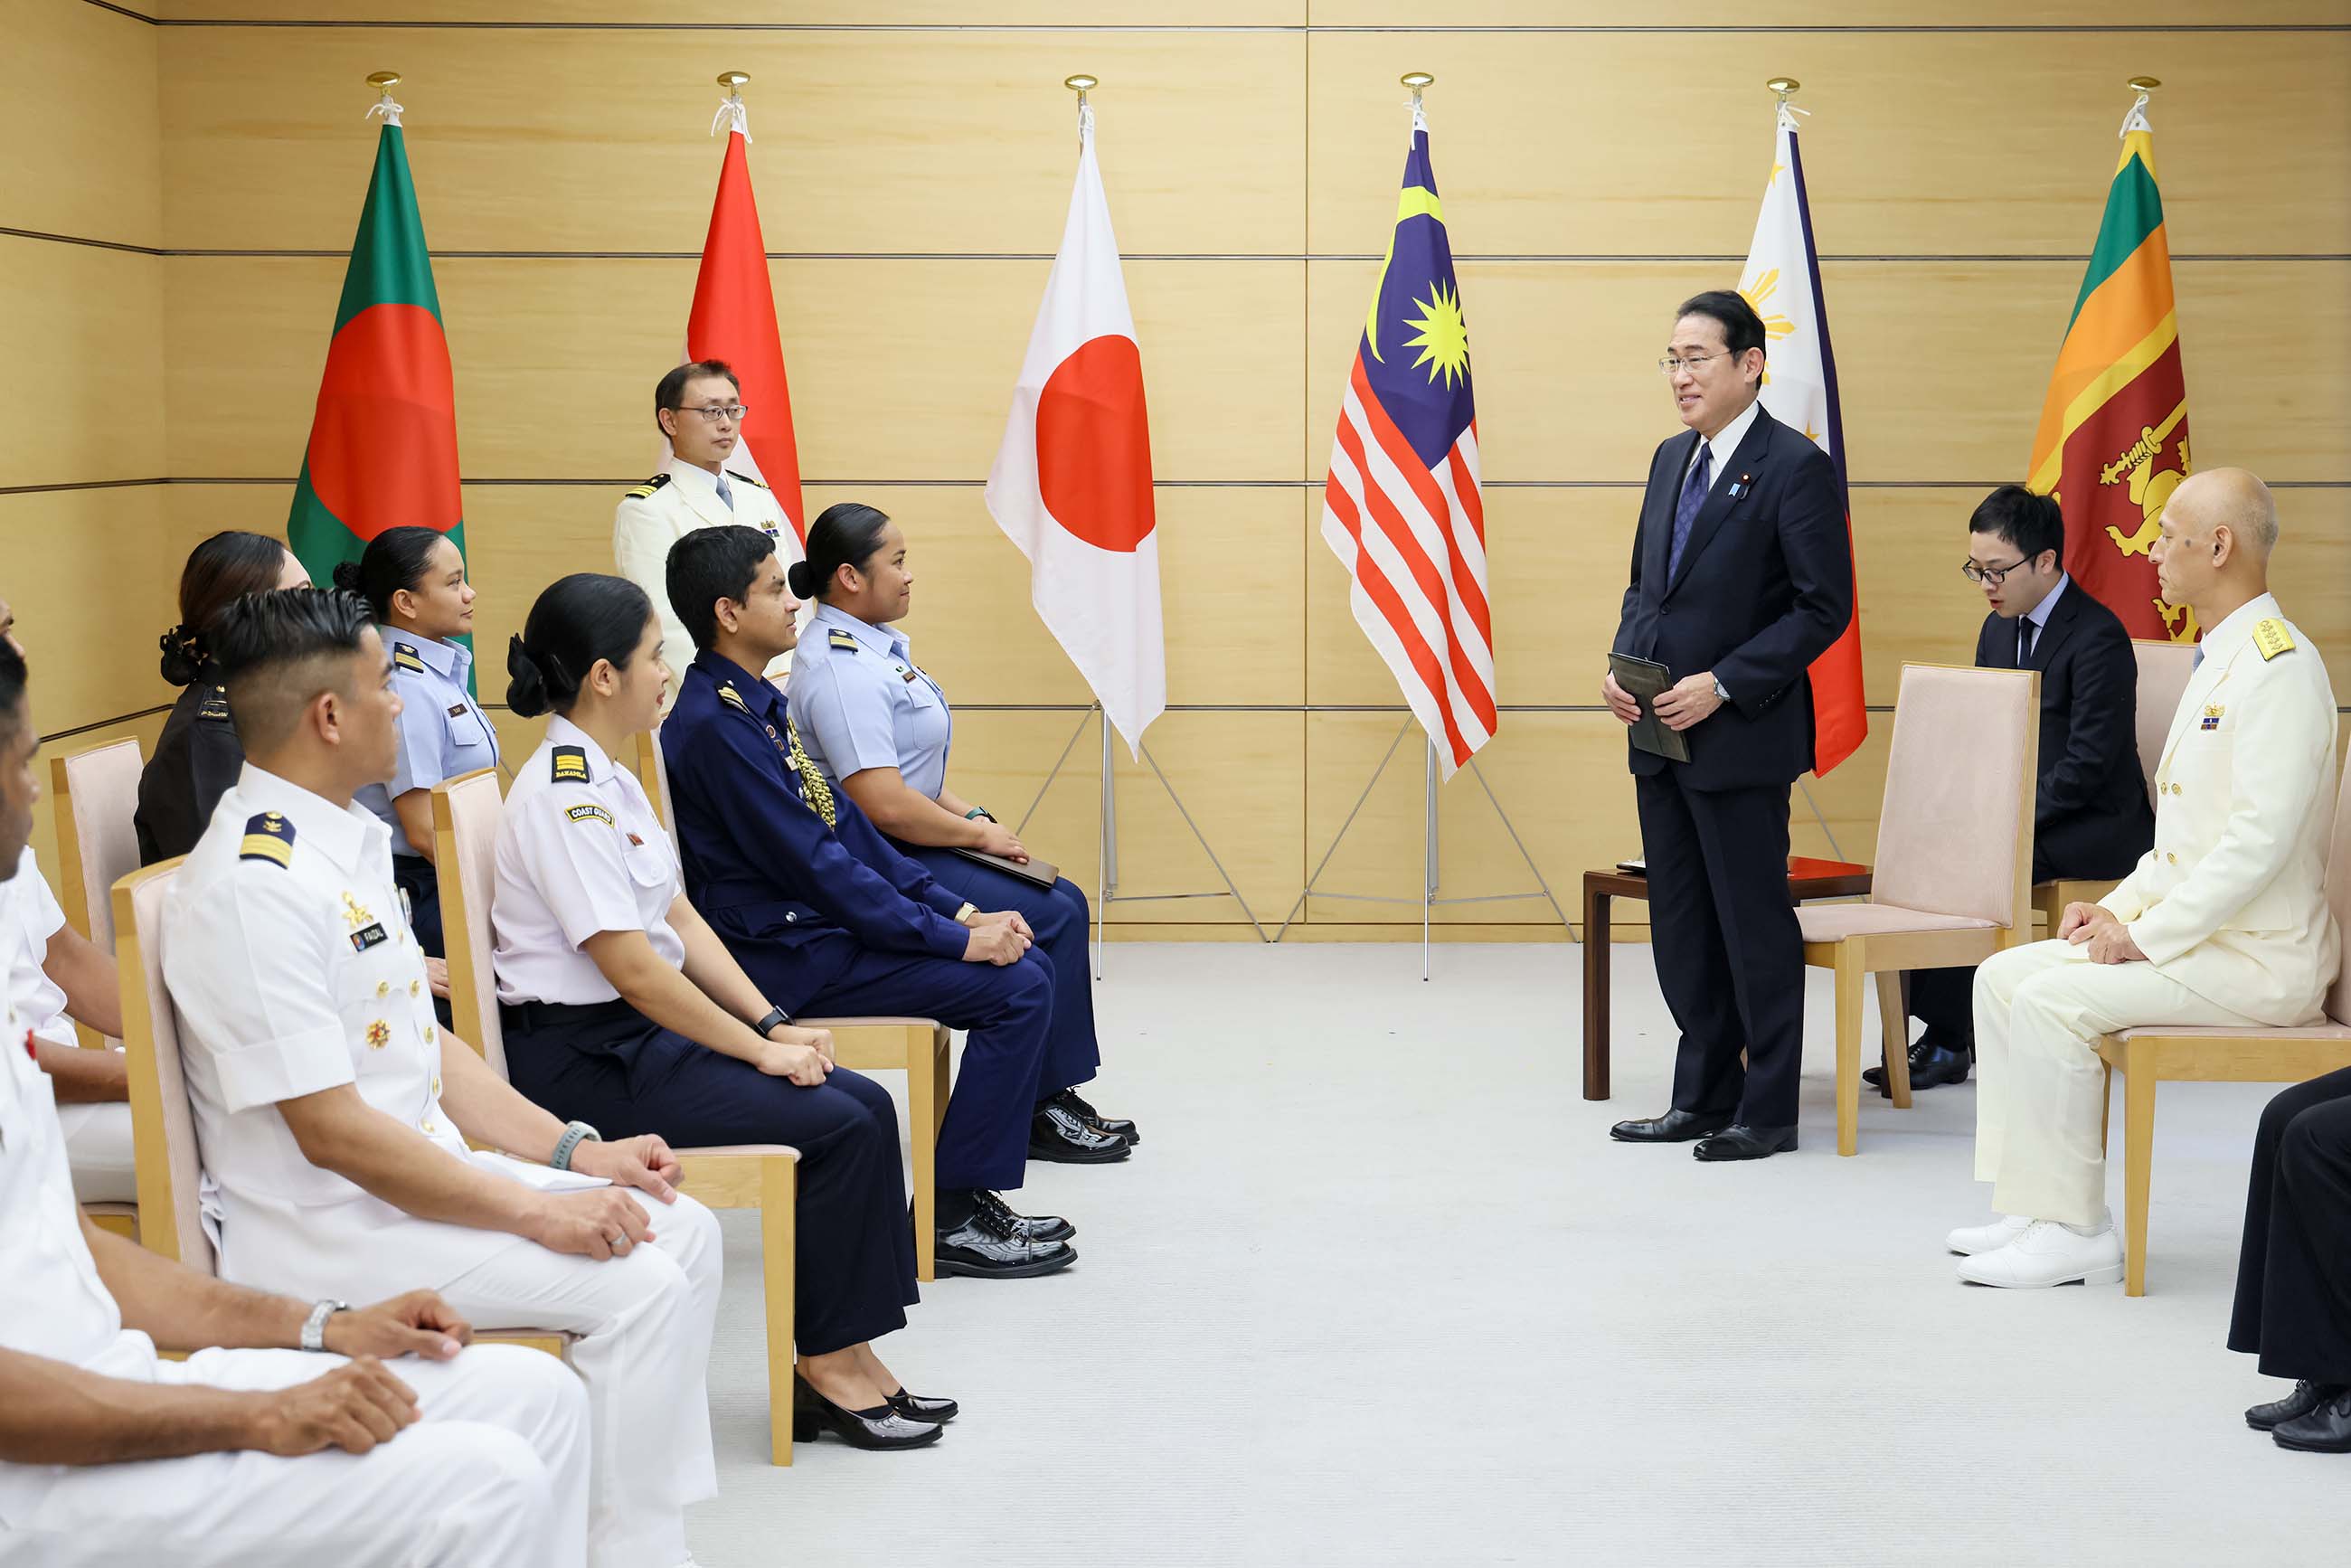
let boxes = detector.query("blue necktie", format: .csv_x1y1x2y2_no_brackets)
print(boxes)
1667,445,1712,578
715,472,735,512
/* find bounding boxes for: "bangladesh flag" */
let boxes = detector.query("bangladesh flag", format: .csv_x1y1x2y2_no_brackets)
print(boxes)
2025,92,2195,644
286,116,466,636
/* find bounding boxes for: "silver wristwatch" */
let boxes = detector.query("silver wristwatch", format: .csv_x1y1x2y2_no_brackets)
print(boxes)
301,1298,350,1354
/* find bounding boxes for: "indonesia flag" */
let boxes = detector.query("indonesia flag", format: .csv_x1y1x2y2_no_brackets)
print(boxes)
1739,100,1866,775
986,103,1165,756
682,95,806,550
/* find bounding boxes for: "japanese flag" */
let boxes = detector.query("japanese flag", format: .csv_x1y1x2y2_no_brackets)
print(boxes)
985,109,1165,756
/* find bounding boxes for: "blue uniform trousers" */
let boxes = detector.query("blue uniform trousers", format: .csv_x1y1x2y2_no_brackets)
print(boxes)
391,854,455,1029
499,997,918,1356
897,846,1101,1102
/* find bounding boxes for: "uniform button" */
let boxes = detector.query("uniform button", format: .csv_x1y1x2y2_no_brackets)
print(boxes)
430,1076,441,1096
786,912,797,923
2167,852,2177,864
409,979,420,997
421,1119,438,1135
424,1025,437,1044
375,980,390,999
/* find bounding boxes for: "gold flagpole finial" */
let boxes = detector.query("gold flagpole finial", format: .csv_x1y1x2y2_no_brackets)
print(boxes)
1401,71,1435,107
717,70,751,99
2128,75,2162,92
1064,73,1098,107
367,71,401,98
1767,76,1799,104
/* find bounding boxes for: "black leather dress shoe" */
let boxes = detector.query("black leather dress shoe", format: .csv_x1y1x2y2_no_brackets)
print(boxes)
885,1389,959,1423
1051,1087,1138,1145
936,1201,1080,1280
977,1186,1074,1243
1692,1123,1799,1161
1874,1042,1973,1099
2250,1381,2346,1432
1610,1108,1733,1143
1028,1101,1133,1164
2271,1388,2351,1453
791,1376,942,1450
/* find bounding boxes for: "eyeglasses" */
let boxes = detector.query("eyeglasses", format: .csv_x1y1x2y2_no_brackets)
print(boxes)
1657,353,1729,376
1960,554,2030,586
674,404,749,424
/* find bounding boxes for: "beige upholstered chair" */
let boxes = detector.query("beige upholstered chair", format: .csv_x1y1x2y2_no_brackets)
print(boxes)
637,726,953,1280
432,770,804,1464
110,860,565,1358
2096,761,2351,1296
1798,664,2040,1155
52,738,146,1239
2031,638,2202,933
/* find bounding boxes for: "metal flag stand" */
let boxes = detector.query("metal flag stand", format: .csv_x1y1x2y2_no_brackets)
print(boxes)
1277,722,1570,981
1011,705,1269,979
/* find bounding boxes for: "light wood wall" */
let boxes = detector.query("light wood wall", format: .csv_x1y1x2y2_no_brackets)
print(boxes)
7,0,2347,936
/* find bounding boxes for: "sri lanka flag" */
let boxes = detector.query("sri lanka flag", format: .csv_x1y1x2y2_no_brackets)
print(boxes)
1320,113,1495,779
2026,90,2195,644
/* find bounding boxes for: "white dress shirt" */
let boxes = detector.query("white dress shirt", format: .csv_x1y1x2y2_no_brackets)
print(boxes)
1683,394,1763,494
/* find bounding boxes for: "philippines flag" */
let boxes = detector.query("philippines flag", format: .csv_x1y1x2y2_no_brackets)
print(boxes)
1321,111,1494,778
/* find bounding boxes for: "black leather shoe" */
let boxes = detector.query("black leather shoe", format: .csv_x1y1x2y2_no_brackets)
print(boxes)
1028,1100,1132,1164
1875,1042,1973,1099
936,1200,1080,1279
1610,1108,1734,1143
1692,1123,1799,1161
791,1375,942,1450
2249,1381,2346,1432
885,1389,959,1423
2271,1388,2351,1452
977,1186,1074,1243
1051,1087,1138,1145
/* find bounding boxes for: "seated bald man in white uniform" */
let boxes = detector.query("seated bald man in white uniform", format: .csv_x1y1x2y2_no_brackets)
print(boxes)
160,589,725,1568
0,634,590,1568
1951,469,2342,1289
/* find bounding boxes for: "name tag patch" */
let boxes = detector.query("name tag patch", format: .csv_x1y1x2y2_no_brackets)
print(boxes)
350,921,390,953
448,703,467,718
566,803,615,827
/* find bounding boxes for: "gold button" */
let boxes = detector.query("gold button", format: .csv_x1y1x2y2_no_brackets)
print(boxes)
409,979,420,997
375,980,389,999
421,1119,437,1135
2167,852,2177,864
424,1025,437,1044
430,1076,441,1095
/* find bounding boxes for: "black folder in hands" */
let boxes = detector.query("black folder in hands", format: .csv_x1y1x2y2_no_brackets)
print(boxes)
1608,653,1692,763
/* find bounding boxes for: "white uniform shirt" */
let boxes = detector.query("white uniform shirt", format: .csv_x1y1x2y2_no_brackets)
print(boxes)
494,716,685,1006
613,459,797,690
787,602,954,798
0,845,75,1049
163,765,601,1299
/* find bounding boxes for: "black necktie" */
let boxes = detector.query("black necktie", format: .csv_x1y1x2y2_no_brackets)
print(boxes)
2016,618,2031,667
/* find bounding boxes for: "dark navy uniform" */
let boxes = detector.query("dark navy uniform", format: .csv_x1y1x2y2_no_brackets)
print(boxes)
491,715,915,1355
661,649,1057,1196
136,666,244,865
789,603,1101,1105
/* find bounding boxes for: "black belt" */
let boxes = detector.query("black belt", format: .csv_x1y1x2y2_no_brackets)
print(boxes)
498,996,640,1037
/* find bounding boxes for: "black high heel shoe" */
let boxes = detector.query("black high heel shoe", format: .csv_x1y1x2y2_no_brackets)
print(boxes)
884,1388,958,1423
791,1374,942,1450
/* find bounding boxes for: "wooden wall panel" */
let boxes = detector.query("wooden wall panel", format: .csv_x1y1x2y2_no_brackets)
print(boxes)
150,2,1301,26
1311,1,2342,22
1304,30,2351,260
0,0,161,249
0,486,179,732
0,237,166,487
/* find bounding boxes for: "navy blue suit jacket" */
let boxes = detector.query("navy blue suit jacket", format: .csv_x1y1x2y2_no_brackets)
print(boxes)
1610,403,1855,791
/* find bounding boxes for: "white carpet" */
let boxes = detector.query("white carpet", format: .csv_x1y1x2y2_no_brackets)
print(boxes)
687,944,2338,1566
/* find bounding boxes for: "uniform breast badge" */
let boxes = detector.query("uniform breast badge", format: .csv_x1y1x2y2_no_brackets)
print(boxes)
365,1020,391,1051
2200,703,2224,732
340,892,374,930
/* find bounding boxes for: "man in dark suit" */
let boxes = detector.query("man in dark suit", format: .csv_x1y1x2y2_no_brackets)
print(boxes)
1867,486,2155,1095
1604,291,1855,1161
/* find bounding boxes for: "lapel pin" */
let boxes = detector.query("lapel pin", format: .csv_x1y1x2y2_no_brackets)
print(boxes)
1727,472,1753,502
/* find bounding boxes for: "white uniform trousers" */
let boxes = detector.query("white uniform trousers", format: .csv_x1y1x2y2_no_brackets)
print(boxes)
1975,939,2260,1225
437,1188,722,1568
0,1344,587,1568
56,1103,136,1205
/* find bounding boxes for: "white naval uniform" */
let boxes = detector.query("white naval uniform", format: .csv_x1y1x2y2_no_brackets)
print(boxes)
162,765,722,1568
0,845,134,1203
0,996,591,1568
1973,592,2342,1224
613,458,797,691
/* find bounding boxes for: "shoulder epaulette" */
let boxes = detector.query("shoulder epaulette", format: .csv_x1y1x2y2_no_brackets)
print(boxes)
623,473,673,501
726,469,770,490
2252,619,2297,661
551,745,590,783
196,685,231,723
827,628,860,651
718,683,751,713
392,641,426,674
239,811,295,867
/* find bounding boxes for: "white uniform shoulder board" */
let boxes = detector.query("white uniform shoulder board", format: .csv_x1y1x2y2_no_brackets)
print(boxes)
392,641,426,674
2252,619,2296,661
827,628,860,651
623,473,672,502
726,469,770,490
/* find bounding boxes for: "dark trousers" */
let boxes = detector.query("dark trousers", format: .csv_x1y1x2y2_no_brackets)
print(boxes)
1634,771,1805,1128
500,997,918,1357
899,845,1100,1101
391,855,455,1029
726,935,1057,1195
2228,1065,2351,1385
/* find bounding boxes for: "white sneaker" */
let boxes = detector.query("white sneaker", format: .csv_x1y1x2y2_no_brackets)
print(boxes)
1956,1217,2124,1289
1945,1213,2031,1255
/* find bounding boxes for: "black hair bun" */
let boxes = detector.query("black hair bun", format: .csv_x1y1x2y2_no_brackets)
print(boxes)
329,560,364,594
785,559,816,600
505,635,551,719
157,626,204,687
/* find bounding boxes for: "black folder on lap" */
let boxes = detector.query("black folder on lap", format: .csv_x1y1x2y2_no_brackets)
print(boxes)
947,845,1062,890
1608,652,1692,764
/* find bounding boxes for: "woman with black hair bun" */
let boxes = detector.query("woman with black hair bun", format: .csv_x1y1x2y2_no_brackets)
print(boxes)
134,530,310,864
335,526,495,972
494,571,950,1450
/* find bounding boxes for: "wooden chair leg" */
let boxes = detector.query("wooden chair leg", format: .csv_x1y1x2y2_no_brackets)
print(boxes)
1834,946,1865,1157
2120,1044,2156,1298
2100,1062,2112,1154
908,1027,944,1283
1874,971,1912,1110
760,1155,798,1466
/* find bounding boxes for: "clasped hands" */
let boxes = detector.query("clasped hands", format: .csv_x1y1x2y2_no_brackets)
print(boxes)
1602,669,1723,732
961,907,1034,967
2059,901,2148,965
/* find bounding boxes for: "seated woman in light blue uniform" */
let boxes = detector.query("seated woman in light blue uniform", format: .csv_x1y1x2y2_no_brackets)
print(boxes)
334,526,498,967
785,502,1137,1161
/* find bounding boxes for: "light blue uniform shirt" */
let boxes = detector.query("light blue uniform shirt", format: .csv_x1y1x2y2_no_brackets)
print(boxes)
787,602,952,799
359,630,501,855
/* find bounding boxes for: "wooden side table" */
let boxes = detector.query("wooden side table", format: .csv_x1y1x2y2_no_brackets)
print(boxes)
1582,856,1872,1100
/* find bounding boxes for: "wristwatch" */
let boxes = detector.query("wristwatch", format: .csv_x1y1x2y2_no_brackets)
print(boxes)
752,1005,791,1036
953,902,980,926
301,1298,350,1354
549,1119,602,1172
965,807,996,823
1713,676,1731,704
